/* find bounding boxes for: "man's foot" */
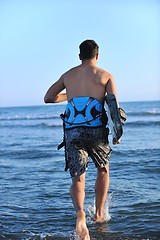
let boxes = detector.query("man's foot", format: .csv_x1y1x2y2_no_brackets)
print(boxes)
76,210,90,240
92,214,105,223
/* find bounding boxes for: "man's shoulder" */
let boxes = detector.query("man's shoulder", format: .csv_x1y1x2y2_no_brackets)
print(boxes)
63,65,80,75
95,66,112,78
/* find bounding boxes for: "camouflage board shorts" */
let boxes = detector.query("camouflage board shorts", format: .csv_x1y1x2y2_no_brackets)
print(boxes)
64,127,112,178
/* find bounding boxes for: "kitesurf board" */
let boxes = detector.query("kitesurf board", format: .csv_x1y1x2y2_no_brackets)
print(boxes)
105,94,124,141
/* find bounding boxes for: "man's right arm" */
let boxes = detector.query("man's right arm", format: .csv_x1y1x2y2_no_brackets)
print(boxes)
44,75,67,103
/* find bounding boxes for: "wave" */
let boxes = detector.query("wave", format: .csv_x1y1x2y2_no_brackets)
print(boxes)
0,120,159,129
126,120,160,127
0,122,63,128
0,231,70,240
31,122,62,128
113,148,160,157
0,114,62,121
0,148,64,160
1,231,160,240
0,108,160,121
126,110,160,117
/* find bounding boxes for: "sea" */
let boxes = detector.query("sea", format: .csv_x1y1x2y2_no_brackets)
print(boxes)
0,101,160,240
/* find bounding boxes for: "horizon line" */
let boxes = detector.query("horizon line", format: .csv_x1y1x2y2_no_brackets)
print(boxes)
0,99,160,108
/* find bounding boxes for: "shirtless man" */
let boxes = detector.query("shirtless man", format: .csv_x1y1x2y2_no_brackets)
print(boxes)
44,40,120,240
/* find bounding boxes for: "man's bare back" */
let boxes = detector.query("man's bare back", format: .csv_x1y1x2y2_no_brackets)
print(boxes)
63,62,113,103
44,59,118,105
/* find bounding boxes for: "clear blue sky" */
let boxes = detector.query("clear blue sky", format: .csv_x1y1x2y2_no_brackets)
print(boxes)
0,0,159,107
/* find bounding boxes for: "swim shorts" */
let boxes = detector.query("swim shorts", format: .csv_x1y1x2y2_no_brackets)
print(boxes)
65,127,112,178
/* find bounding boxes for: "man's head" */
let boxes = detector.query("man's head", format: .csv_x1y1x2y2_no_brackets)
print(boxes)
79,40,99,61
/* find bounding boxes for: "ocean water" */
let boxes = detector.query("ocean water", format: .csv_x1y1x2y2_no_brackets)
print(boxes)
0,101,160,240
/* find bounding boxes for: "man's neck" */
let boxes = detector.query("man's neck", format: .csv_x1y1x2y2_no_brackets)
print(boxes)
81,58,97,66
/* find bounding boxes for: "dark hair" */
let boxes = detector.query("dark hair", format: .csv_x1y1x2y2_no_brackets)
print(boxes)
79,40,99,60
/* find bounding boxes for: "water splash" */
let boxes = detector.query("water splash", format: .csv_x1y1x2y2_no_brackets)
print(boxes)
69,230,79,240
87,193,112,223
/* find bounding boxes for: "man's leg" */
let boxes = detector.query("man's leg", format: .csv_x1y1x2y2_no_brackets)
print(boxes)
94,165,110,222
70,173,90,239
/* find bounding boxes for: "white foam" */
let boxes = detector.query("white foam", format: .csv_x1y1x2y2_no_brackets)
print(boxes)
87,193,112,223
69,230,79,240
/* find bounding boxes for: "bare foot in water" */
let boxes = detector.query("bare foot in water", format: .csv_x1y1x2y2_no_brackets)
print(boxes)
76,210,90,240
92,214,105,223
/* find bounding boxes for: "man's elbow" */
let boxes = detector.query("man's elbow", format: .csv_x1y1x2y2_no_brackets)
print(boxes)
44,96,49,103
44,95,52,103
44,95,57,103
